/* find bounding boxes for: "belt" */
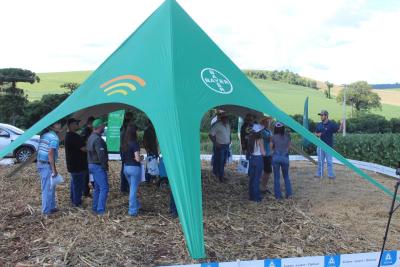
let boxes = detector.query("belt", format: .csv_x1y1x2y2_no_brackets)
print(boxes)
38,160,49,164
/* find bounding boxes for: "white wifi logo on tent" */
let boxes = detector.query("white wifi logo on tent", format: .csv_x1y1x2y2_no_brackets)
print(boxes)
101,74,146,96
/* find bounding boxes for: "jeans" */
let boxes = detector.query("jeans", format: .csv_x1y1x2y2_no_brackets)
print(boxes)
123,165,141,216
120,162,129,193
272,153,292,199
248,155,263,202
316,147,335,178
82,170,91,196
89,164,109,214
37,162,56,214
70,171,86,207
212,144,229,179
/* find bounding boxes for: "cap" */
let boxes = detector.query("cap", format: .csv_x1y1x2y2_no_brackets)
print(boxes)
318,110,329,116
67,118,80,126
92,118,105,128
252,123,264,133
275,122,284,127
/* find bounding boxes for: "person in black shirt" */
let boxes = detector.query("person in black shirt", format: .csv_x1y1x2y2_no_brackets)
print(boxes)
65,118,87,207
81,116,95,197
120,112,133,193
143,119,159,157
121,124,142,216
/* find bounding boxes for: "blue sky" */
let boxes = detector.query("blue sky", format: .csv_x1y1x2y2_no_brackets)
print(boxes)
1,0,399,84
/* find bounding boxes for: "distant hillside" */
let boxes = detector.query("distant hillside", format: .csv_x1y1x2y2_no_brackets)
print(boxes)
17,70,400,120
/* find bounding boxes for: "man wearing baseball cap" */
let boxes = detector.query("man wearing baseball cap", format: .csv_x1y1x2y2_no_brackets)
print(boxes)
87,118,109,215
65,118,87,207
315,110,343,179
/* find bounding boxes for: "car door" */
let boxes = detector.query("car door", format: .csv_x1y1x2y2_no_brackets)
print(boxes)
0,128,12,156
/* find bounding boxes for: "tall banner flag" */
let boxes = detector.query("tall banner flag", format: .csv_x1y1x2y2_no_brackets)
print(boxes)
106,110,125,153
302,97,310,148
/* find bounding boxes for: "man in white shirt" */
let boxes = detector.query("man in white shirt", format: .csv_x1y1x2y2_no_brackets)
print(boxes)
209,112,231,182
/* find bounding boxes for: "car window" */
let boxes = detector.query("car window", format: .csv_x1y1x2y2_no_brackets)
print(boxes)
4,125,24,135
0,128,10,137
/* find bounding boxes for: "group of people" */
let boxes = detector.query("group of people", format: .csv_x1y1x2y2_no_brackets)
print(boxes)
209,109,343,203
36,114,167,217
36,108,342,216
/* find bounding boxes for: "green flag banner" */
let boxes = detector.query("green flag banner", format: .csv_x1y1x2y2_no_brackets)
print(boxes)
106,110,125,153
302,97,310,148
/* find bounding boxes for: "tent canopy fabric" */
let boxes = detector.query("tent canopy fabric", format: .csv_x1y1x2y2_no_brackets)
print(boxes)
0,0,396,259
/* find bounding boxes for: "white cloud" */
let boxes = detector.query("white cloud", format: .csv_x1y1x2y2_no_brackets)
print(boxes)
0,0,399,83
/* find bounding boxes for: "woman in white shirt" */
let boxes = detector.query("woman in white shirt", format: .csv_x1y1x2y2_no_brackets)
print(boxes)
247,124,266,202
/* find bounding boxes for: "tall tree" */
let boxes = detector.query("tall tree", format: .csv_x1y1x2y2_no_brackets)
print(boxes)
336,81,381,113
60,82,80,94
0,68,40,125
325,81,333,99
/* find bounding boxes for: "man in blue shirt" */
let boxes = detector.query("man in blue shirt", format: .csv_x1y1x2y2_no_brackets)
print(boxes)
315,110,343,179
37,121,62,215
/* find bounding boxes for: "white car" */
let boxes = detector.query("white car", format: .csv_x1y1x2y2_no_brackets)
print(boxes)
0,123,40,162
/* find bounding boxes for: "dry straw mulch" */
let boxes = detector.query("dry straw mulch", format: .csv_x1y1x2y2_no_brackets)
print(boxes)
0,150,399,266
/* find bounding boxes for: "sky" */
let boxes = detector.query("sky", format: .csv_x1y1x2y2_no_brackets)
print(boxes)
1,0,399,84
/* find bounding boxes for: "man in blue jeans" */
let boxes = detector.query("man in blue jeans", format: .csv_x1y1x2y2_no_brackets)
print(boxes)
315,110,343,179
209,111,231,183
37,121,62,216
65,118,87,207
87,118,109,215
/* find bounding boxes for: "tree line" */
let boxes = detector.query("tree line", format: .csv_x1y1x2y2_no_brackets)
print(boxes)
244,69,318,89
0,68,393,132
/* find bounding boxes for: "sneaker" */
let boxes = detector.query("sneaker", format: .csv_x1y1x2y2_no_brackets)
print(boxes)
50,208,59,214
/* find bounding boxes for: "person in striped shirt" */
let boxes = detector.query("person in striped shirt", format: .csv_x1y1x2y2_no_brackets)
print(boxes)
36,121,62,215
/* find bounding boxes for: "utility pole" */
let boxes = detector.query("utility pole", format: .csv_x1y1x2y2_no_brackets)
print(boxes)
342,84,347,137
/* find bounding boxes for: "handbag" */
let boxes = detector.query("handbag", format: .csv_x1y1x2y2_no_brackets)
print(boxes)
146,156,159,176
237,156,249,174
50,174,64,188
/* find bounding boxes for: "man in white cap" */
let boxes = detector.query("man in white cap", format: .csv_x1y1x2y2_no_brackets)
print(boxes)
315,110,343,179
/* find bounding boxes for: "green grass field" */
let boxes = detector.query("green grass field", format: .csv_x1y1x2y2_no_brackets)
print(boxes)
19,71,400,120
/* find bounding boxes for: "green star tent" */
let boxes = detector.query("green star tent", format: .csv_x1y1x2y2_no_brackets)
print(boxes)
0,0,396,259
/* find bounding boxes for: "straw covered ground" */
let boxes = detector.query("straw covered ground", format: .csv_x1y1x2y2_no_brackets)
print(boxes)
0,149,399,266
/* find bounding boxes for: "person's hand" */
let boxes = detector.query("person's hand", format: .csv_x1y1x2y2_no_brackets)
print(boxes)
51,171,58,178
215,143,221,148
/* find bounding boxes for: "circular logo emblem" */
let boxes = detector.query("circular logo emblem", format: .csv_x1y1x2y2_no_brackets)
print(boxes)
201,68,233,94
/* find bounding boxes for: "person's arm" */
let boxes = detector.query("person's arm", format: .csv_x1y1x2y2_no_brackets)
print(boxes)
94,138,109,171
315,124,322,137
209,126,219,147
269,138,274,153
259,139,266,156
48,148,57,177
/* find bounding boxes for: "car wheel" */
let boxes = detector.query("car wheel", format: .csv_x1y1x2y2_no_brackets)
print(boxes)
15,146,34,163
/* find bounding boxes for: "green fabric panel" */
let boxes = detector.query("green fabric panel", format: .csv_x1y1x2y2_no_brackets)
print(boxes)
152,110,205,259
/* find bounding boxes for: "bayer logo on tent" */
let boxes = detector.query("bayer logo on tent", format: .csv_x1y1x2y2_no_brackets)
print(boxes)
201,68,233,94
